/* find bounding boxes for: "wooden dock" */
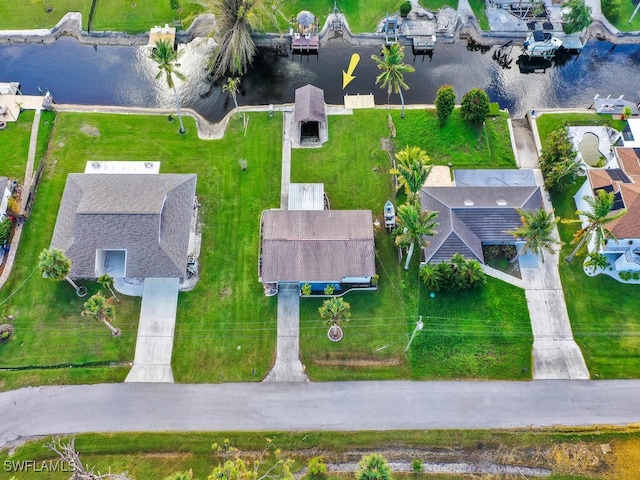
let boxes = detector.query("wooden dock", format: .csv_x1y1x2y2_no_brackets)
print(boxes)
344,94,375,109
412,35,436,53
292,35,319,53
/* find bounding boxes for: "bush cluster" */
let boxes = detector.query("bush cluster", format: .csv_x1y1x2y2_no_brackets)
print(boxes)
539,128,580,191
419,254,487,292
619,270,640,281
399,1,412,16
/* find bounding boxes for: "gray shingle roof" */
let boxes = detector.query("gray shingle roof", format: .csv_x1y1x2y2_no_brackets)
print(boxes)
420,186,542,263
51,173,196,279
261,210,375,283
294,84,326,124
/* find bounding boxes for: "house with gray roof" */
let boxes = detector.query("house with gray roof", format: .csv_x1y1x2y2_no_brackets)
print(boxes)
419,170,542,264
51,173,197,279
259,209,376,295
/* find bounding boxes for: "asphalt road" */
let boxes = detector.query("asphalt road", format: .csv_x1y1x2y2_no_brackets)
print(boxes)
2,380,640,448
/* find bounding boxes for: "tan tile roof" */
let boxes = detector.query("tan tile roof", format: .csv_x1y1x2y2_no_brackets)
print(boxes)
617,148,640,179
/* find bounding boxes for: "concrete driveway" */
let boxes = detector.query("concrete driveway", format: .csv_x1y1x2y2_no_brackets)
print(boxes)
125,277,180,383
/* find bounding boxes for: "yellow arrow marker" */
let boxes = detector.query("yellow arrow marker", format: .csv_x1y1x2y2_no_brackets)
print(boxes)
342,53,360,89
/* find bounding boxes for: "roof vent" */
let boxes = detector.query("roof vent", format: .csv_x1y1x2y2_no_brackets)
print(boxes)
463,200,474,207
496,196,507,206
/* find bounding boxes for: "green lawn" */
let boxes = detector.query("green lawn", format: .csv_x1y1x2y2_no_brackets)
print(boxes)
0,1,91,30
603,2,640,33
3,428,638,480
293,110,525,380
535,112,640,378
395,109,516,169
467,0,490,30
0,112,281,389
91,0,203,33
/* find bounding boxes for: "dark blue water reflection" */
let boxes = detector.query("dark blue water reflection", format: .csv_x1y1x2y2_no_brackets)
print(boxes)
0,36,638,121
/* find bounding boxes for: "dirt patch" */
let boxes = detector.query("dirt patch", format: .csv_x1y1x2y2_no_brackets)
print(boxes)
550,442,613,476
80,123,100,137
313,358,402,367
219,286,232,299
612,438,640,479
380,138,393,152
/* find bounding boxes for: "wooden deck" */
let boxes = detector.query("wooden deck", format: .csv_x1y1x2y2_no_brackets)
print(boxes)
292,35,319,53
412,35,436,52
344,94,375,109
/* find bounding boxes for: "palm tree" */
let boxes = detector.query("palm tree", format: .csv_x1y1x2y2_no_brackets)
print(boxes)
390,145,432,202
457,257,486,288
223,77,242,118
507,208,561,263
318,297,351,326
565,190,627,263
82,291,120,336
395,203,438,270
98,274,119,303
419,262,444,292
584,252,609,273
371,43,415,118
38,248,86,296
150,39,186,134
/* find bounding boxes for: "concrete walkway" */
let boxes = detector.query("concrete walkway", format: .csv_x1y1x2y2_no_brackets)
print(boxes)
125,277,180,383
263,283,308,382
510,119,589,379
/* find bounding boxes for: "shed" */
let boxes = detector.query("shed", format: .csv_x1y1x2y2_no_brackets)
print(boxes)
288,183,325,210
294,84,326,144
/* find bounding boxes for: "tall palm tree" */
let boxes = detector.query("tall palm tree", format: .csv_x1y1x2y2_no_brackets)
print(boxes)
150,39,186,134
82,291,120,336
395,203,438,270
371,43,415,118
565,190,627,263
457,257,486,288
507,208,560,263
223,77,242,118
390,145,432,202
318,297,351,326
98,274,119,303
38,248,85,296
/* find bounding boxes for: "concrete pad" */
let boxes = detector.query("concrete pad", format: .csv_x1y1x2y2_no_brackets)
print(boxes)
125,277,180,383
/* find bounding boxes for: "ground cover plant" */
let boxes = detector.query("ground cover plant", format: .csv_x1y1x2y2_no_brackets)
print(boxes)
292,110,526,380
3,428,639,479
0,112,281,390
536,112,640,378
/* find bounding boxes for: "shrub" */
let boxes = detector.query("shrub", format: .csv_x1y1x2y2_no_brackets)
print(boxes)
7,197,19,215
460,88,490,123
308,456,327,478
539,128,580,191
170,0,181,10
411,459,423,473
602,0,621,18
0,217,12,245
323,284,335,295
399,1,412,16
301,283,312,296
419,255,486,292
435,85,456,125
562,0,592,34
0,323,14,341
356,454,391,480
619,271,633,281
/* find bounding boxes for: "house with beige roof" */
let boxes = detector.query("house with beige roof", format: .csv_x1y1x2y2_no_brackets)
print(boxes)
258,209,376,296
573,147,640,273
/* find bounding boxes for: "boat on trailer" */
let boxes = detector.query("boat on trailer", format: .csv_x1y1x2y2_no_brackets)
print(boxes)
384,200,396,230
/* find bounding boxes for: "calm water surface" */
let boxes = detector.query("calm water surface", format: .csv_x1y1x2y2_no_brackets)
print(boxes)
0,36,639,120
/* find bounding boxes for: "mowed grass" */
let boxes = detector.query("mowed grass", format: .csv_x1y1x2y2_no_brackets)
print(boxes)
293,109,526,380
535,112,640,378
414,279,532,379
604,2,640,32
394,109,516,169
0,1,91,30
467,0,490,30
4,428,640,480
0,112,281,389
91,0,203,33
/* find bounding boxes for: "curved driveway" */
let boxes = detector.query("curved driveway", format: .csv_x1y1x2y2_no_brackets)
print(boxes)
2,380,640,448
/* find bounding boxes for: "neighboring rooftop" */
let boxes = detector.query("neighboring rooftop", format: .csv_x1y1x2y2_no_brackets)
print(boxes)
288,183,324,211
294,84,326,124
260,209,375,283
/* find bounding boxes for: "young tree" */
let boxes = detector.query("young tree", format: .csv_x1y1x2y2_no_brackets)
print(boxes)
223,76,242,118
82,291,121,336
356,454,392,480
435,85,456,125
602,0,621,19
508,208,561,262
38,248,85,296
562,0,592,34
210,438,294,480
318,297,351,326
98,274,120,303
565,190,627,263
150,39,186,134
390,145,432,202
460,88,490,123
539,128,581,191
371,43,415,118
584,252,609,272
419,263,444,292
395,203,438,270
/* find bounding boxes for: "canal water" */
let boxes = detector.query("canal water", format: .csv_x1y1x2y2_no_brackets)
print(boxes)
0,36,639,121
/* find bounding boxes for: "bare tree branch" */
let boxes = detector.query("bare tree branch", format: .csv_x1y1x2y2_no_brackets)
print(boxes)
47,437,131,480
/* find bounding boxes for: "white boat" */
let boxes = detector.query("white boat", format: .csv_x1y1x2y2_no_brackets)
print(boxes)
384,200,396,229
523,31,562,57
